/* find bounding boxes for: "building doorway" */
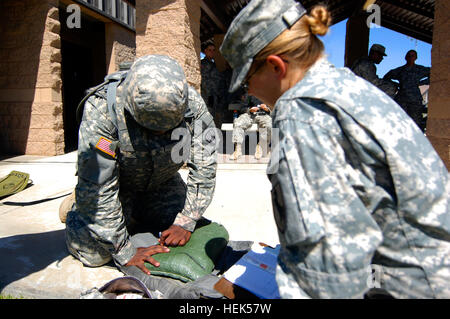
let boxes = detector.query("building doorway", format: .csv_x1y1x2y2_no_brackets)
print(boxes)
60,6,107,153
61,40,95,152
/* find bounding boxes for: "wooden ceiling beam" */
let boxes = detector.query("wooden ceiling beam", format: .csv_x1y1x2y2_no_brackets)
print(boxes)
381,15,433,43
379,0,434,19
200,0,227,33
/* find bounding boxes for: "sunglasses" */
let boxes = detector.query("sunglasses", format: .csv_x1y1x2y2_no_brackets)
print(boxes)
243,60,266,89
243,58,289,91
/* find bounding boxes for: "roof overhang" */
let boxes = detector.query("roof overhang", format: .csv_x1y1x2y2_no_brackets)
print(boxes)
200,0,435,44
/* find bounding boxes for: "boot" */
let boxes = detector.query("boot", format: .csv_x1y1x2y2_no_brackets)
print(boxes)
254,143,262,160
231,143,242,160
59,190,76,223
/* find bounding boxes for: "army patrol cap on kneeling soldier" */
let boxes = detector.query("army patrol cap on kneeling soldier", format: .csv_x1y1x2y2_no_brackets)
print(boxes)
220,0,307,93
119,55,189,131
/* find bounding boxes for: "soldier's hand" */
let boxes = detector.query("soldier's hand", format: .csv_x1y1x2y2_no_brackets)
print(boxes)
249,106,259,113
159,225,192,247
126,245,170,275
260,104,269,112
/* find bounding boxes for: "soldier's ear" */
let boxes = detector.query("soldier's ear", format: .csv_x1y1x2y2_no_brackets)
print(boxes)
266,55,287,81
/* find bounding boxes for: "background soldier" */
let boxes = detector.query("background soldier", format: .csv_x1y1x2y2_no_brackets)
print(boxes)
384,50,430,132
231,92,271,160
351,44,397,98
201,40,224,128
64,55,217,277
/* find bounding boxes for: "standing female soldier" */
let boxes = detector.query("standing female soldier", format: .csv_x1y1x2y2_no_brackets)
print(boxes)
220,0,450,298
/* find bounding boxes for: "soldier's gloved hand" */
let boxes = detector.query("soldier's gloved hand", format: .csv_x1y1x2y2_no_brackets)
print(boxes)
159,225,192,247
126,245,170,275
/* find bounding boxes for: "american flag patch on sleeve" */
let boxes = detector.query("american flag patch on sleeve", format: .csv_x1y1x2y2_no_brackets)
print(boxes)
95,137,116,158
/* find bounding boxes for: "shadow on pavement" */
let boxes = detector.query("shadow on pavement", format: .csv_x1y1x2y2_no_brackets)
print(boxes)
0,229,68,291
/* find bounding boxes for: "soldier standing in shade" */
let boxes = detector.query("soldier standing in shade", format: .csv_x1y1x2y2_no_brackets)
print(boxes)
64,55,217,276
201,40,224,128
221,0,450,299
384,50,430,132
351,44,397,98
231,92,272,160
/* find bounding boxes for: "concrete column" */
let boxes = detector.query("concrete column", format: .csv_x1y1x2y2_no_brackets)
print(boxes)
0,0,64,156
427,0,450,170
105,23,136,74
213,34,228,72
135,0,201,91
344,14,370,68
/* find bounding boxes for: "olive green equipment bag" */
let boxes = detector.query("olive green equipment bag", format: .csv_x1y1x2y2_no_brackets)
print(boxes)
0,170,31,198
145,220,229,282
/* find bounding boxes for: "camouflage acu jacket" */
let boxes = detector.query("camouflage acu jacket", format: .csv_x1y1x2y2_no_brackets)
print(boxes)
351,57,397,98
384,64,430,103
71,85,217,266
200,58,222,106
268,57,450,298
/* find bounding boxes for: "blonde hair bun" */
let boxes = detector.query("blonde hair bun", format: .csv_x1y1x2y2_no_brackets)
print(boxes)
306,6,331,36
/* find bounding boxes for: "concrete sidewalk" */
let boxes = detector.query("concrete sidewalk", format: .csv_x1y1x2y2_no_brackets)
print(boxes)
0,151,278,299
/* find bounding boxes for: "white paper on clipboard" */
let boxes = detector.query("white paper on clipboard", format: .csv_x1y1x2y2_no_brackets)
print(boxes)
223,243,281,299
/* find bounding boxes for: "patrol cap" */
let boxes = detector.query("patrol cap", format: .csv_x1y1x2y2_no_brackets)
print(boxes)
220,0,307,92
370,44,387,56
121,55,188,131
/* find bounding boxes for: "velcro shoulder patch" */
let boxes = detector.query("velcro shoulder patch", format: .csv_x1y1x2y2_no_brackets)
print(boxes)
95,137,117,158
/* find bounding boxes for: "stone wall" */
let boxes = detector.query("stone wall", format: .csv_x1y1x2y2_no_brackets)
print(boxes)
105,23,136,74
135,0,201,91
427,0,450,170
0,0,64,156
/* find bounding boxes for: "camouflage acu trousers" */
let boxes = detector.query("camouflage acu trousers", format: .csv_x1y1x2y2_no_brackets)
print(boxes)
395,97,425,132
65,173,187,267
232,113,272,145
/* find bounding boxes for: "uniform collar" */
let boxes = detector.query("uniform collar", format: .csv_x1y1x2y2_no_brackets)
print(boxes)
274,57,336,106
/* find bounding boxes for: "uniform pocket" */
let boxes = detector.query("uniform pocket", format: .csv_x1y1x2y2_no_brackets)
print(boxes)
269,148,326,247
78,150,116,185
119,151,152,191
150,141,185,185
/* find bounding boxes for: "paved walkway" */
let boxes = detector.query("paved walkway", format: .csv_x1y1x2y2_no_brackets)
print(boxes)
0,151,278,299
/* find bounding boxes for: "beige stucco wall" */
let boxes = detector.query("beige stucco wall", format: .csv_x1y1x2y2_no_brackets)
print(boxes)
0,0,64,156
135,0,201,91
105,23,136,74
0,0,137,156
427,0,450,170
0,0,200,156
